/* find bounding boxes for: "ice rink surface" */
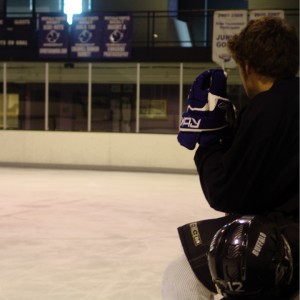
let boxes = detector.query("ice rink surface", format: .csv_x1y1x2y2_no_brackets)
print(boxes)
0,167,224,300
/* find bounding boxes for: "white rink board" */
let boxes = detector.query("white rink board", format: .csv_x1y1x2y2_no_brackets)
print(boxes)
0,131,196,173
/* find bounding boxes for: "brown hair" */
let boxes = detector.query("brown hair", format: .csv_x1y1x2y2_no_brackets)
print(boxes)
227,17,299,78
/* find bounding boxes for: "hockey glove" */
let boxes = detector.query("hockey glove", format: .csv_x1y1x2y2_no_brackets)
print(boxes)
177,69,235,150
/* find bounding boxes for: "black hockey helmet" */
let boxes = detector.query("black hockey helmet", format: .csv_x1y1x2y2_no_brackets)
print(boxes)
207,216,293,299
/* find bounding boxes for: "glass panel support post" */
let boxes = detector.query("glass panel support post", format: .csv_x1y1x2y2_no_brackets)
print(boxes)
87,62,92,132
179,62,183,128
2,62,7,130
135,63,140,133
45,63,49,131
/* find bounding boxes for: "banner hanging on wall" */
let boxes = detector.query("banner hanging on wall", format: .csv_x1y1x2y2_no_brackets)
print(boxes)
70,14,102,59
0,18,35,59
70,13,132,60
38,14,69,59
212,10,247,69
102,14,132,59
249,10,285,20
0,13,132,61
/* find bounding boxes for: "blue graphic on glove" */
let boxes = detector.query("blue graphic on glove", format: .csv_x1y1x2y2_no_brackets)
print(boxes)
178,69,234,150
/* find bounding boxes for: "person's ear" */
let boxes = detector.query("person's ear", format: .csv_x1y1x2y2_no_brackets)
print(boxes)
244,64,250,76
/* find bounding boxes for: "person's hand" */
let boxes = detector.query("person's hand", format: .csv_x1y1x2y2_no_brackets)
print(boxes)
177,69,235,150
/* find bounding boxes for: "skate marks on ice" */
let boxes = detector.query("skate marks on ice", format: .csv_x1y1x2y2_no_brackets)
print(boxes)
0,167,223,300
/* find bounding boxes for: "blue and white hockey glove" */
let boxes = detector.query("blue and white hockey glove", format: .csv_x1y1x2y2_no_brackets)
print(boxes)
177,69,235,150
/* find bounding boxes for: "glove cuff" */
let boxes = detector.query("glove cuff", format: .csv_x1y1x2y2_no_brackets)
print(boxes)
187,93,230,113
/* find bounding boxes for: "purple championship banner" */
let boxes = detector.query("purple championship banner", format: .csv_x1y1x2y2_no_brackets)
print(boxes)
70,14,101,59
0,14,132,60
102,14,132,59
38,14,69,59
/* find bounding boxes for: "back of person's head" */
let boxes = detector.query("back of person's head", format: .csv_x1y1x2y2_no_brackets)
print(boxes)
207,216,294,300
227,17,299,78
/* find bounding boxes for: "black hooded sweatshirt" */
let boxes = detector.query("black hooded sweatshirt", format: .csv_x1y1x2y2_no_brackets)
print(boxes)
194,77,299,220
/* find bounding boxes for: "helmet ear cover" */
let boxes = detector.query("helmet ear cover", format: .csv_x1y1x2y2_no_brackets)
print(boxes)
207,216,293,298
